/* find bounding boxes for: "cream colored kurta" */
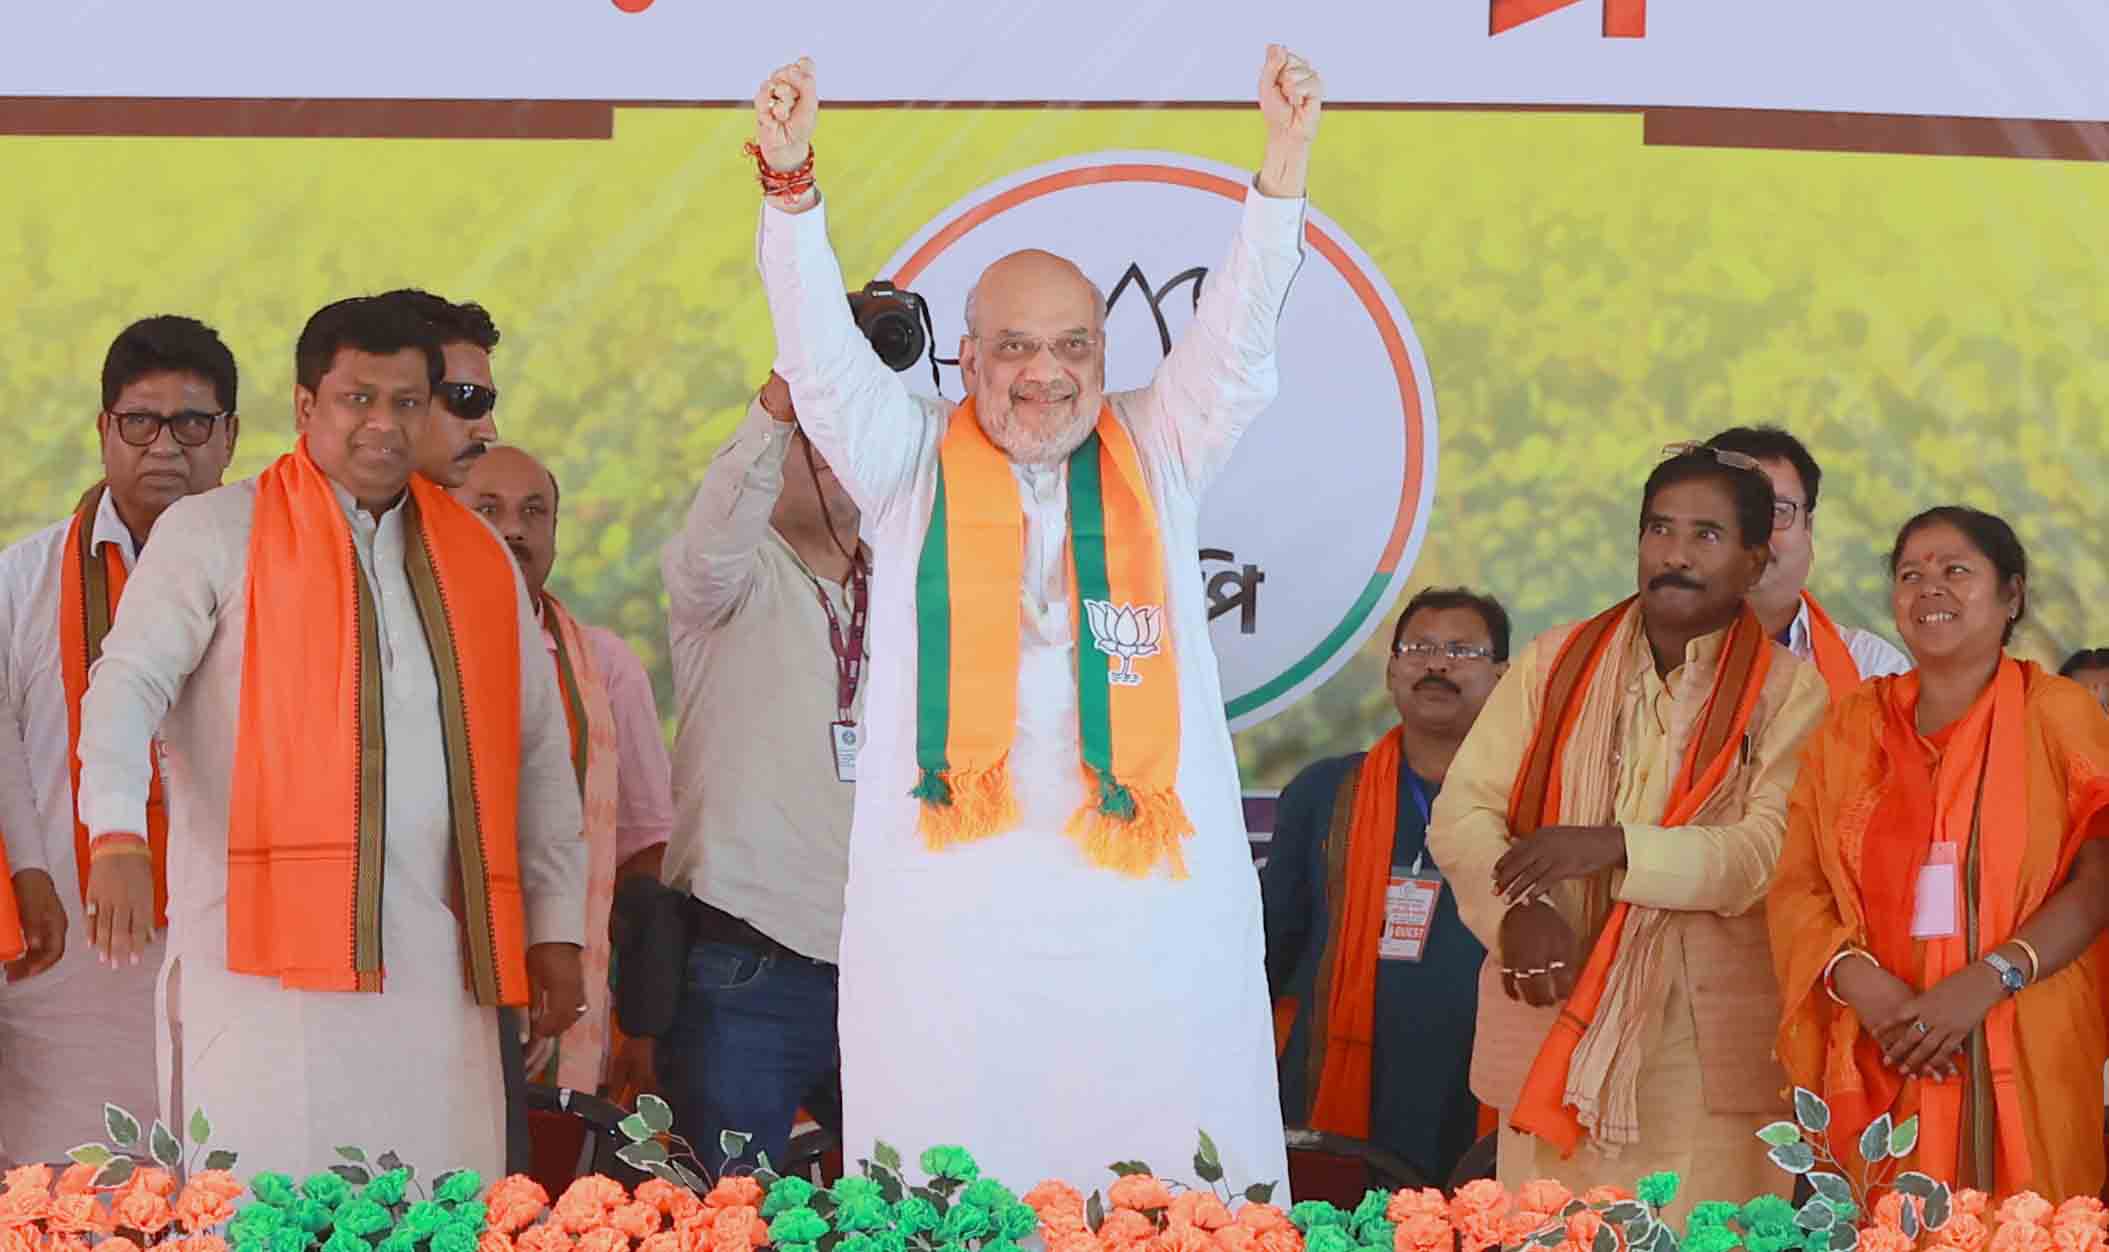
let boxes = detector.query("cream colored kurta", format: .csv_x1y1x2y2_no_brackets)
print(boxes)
1430,625,1827,1212
758,186,1306,1194
0,490,159,1166
75,479,585,1180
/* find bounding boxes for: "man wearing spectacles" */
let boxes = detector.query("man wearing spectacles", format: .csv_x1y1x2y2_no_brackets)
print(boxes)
0,315,239,1167
384,289,502,489
1429,446,1827,1213
749,46,1320,1188
1703,426,1909,697
1263,587,1510,1186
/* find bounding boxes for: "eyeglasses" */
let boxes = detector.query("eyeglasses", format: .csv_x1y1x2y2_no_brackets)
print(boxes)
1771,498,1813,530
1661,441,1762,473
437,382,498,421
1393,640,1500,664
106,409,228,448
978,334,1101,365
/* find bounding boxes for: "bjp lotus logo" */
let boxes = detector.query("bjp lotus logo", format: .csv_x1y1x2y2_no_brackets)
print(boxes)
1085,600,1164,686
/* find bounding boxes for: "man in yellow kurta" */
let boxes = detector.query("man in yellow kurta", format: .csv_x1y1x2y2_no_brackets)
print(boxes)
1428,446,1828,1209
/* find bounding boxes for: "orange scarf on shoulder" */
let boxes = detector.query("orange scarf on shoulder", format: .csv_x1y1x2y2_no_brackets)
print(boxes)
543,593,620,1090
1801,592,1863,701
225,440,530,1004
1509,598,1774,1153
61,484,170,926
0,838,21,962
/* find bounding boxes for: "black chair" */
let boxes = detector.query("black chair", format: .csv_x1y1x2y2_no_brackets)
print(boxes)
1445,1133,1498,1190
1284,1129,1435,1197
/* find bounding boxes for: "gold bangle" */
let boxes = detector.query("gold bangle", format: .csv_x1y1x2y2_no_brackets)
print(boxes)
2011,937,2042,985
1823,945,1872,1006
89,834,151,862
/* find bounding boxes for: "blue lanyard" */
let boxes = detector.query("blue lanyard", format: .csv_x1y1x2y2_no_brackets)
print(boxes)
1404,773,1434,829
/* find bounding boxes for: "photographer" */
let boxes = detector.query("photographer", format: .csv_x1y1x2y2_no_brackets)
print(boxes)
654,371,865,1170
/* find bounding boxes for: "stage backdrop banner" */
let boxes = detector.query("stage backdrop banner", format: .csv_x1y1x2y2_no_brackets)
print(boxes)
2,7,2107,788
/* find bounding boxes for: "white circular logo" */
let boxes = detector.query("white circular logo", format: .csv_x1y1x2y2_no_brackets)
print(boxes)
882,151,1437,730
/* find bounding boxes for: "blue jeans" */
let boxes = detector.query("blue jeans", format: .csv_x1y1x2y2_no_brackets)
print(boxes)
658,939,841,1173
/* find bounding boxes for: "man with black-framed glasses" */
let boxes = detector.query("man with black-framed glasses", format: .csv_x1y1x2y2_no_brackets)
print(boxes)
1704,426,1909,697
0,314,238,1167
384,288,502,488
1262,586,1510,1186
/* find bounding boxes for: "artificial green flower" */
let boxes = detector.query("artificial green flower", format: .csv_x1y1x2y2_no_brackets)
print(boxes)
364,1169,411,1209
1740,1198,1797,1230
1306,1226,1356,1252
961,1180,1016,1212
1290,1201,1349,1233
779,1243,818,1252
404,1202,451,1238
837,1235,876,1252
432,1224,479,1252
1685,1229,1745,1252
302,1173,354,1211
1743,1221,1800,1252
435,1172,483,1206
1687,1203,1743,1233
1827,1200,1859,1226
376,1231,418,1252
918,1147,979,1183
1354,1218,1397,1249
231,1204,286,1239
450,1201,488,1234
322,1229,370,1252
334,1198,394,1239
832,1178,883,1206
252,1175,300,1209
291,1199,335,1236
835,1196,893,1233
979,1240,1025,1252
866,1232,908,1252
763,1177,817,1218
232,1233,267,1252
1637,1174,1681,1210
267,1226,311,1252
935,1242,970,1252
1350,1191,1390,1230
997,1203,1039,1241
938,1202,990,1242
894,1197,941,1238
770,1206,831,1245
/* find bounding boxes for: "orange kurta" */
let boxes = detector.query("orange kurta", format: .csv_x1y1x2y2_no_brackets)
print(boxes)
1770,659,2109,1200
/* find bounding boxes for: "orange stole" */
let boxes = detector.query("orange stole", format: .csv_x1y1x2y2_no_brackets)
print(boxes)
61,484,170,926
0,837,22,962
225,441,530,1004
544,594,620,1091
1800,593,1863,701
1509,600,1774,1154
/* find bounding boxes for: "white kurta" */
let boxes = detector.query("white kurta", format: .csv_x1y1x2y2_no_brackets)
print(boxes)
758,186,1306,1193
0,490,160,1166
75,479,585,1180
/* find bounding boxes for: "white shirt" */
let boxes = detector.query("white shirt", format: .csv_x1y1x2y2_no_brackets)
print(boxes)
759,185,1304,1191
1783,598,1912,680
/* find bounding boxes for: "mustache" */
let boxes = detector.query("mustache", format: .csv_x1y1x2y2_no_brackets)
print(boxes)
1413,674,1461,695
456,441,490,464
1649,571,1705,592
1010,382,1076,404
505,542,534,566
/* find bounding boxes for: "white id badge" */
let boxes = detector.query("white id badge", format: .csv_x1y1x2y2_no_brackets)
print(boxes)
1379,876,1442,963
830,721,860,783
1910,842,1961,939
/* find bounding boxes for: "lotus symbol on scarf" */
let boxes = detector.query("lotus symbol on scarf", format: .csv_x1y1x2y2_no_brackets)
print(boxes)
1084,599,1163,686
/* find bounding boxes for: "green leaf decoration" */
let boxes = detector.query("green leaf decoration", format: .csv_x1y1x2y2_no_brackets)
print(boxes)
1196,1130,1221,1168
1593,1228,1618,1252
1193,1152,1224,1184
1892,1173,1937,1200
638,1094,673,1135
206,1150,240,1172
1900,1203,1920,1241
378,1152,404,1173
1086,1191,1105,1234
1245,1183,1278,1206
97,1156,137,1188
1645,1224,1678,1252
1756,1122,1804,1148
1108,1161,1152,1177
67,1144,114,1167
1767,1144,1816,1175
617,1141,669,1169
757,1151,775,1175
1602,1204,1646,1225
1624,1220,1655,1247
189,1108,213,1146
619,1114,654,1143
1924,1188,1953,1232
1562,1201,1587,1219
1807,1174,1853,1207
874,1169,904,1206
1889,1115,1919,1158
874,1142,903,1173
1829,1227,1859,1252
332,1165,371,1186
1530,1227,1566,1248
1858,1114,1894,1167
720,1130,752,1161
1795,1200,1835,1233
151,1121,183,1169
105,1104,142,1149
336,1146,368,1163
1793,1089,1831,1134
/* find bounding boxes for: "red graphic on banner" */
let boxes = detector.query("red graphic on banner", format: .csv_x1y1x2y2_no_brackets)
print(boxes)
613,0,655,11
1491,0,1645,37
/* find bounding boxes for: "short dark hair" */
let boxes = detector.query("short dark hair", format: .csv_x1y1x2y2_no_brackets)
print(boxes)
1704,424,1822,514
2060,647,2109,678
378,288,501,353
1888,505,2029,646
296,297,446,394
1640,451,1776,547
101,315,238,414
1391,586,1512,662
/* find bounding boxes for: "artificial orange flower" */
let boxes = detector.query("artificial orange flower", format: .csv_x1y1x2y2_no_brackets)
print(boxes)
174,1182,239,1233
635,1181,682,1216
2000,1196,2056,1231
1941,1214,1992,1252
2056,1199,2109,1233
479,1232,517,1252
1386,1190,1447,1224
1858,1228,1914,1252
183,1235,231,1252
117,1169,176,1201
703,1179,764,1212
1518,1183,1573,1216
54,1166,100,1198
1992,1224,2055,1252
1870,1194,1908,1232
1581,1188,1633,1207
1026,1181,1088,1229
638,1232,683,1252
1234,1205,1293,1236
487,1176,553,1236
47,1193,109,1235
517,1224,577,1252
612,1202,663,1241
2,1166,52,1196
578,1227,629,1252
1109,1176,1175,1214
1212,1224,1258,1252
1101,1209,1157,1245
2052,1225,2108,1252
0,1226,33,1252
112,1188,175,1236
557,1177,626,1218
1395,1213,1452,1252
1252,1229,1302,1252
1167,1193,1233,1233
100,1237,144,1252
1046,1230,1100,1252
1155,1225,1215,1252
709,1204,768,1252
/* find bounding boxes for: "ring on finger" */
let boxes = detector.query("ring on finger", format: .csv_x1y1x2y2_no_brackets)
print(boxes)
1913,1021,1931,1035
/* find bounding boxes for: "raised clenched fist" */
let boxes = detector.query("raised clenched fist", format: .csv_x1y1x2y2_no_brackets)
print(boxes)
753,56,818,174
1257,44,1324,146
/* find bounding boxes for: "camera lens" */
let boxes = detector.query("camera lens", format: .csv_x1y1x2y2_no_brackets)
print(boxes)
862,307,924,372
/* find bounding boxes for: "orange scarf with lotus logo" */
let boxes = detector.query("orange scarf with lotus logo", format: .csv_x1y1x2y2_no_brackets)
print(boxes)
911,399,1192,877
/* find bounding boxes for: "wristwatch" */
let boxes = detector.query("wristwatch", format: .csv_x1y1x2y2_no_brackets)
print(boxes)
1983,951,2027,996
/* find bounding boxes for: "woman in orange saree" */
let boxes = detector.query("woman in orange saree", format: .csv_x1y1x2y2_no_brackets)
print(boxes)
1770,507,2109,1200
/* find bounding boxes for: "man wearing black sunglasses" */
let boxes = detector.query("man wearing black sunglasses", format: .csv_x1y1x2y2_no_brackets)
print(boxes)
383,288,501,488
0,314,238,1167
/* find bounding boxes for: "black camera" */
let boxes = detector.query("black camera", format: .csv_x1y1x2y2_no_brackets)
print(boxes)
847,280,930,372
